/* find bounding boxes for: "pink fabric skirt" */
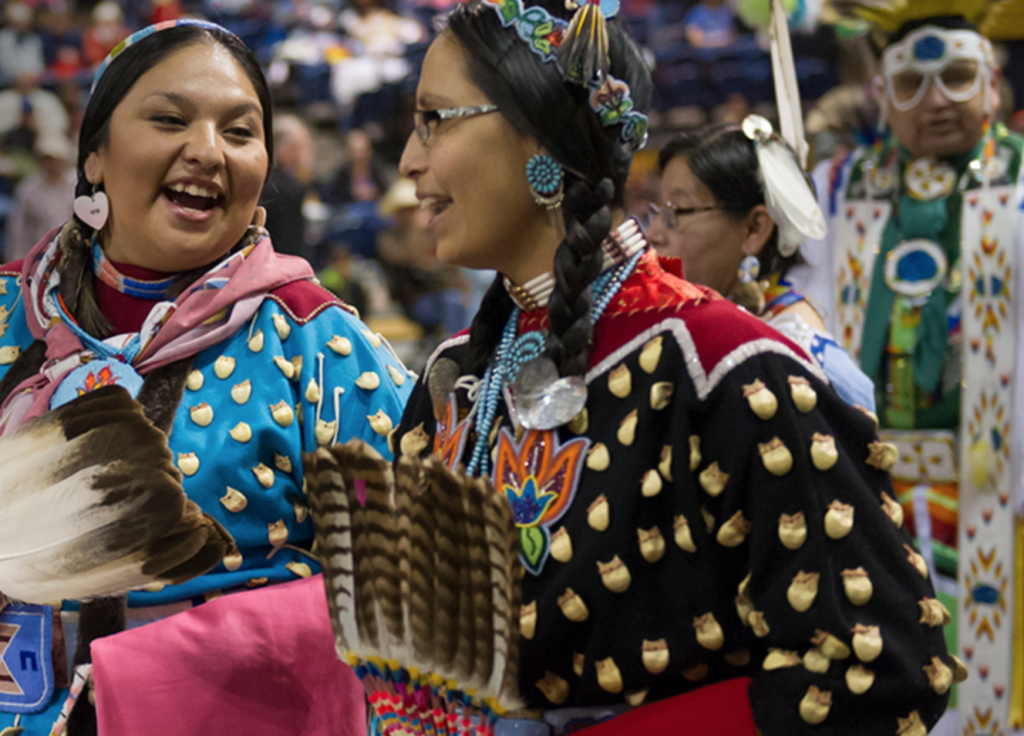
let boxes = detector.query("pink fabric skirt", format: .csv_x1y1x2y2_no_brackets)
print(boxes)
92,576,366,736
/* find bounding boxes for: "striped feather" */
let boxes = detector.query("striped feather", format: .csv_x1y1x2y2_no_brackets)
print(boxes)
483,487,515,701
0,386,233,603
502,520,524,707
335,448,382,655
342,441,406,660
464,473,493,688
423,458,464,680
393,455,416,666
401,457,436,668
305,447,358,655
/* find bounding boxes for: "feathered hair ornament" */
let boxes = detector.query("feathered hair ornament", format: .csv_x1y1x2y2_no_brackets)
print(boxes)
734,1,826,256
482,0,648,150
306,440,522,736
557,0,619,86
743,115,827,257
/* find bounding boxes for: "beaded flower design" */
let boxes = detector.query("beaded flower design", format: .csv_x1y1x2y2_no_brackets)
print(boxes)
526,155,563,197
493,427,590,575
433,393,472,470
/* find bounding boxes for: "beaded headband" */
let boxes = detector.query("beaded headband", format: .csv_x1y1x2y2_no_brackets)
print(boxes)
91,18,241,94
482,0,649,151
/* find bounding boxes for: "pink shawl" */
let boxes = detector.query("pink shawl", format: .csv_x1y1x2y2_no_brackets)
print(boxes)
0,228,314,434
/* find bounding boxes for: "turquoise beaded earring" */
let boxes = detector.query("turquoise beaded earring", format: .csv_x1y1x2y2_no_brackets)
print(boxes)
526,153,565,211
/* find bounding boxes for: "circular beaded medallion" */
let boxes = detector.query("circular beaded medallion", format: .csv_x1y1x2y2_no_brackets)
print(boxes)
905,158,956,201
884,239,949,297
50,359,144,410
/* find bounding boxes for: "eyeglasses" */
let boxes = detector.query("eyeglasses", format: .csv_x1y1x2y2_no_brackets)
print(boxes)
647,201,725,231
413,104,499,145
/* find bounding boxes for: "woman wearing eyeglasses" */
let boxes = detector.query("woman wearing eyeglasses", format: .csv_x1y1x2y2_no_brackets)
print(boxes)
648,121,875,410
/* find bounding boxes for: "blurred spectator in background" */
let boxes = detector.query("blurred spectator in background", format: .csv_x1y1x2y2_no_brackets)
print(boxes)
150,0,185,25
684,0,736,49
4,132,75,261
37,4,84,81
82,2,129,68
331,0,424,112
261,114,316,262
377,177,470,341
0,3,45,83
0,72,69,142
341,0,425,57
318,243,369,317
325,129,387,206
56,78,85,141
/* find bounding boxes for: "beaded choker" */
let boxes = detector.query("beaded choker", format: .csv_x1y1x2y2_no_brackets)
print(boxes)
92,239,177,301
503,218,647,311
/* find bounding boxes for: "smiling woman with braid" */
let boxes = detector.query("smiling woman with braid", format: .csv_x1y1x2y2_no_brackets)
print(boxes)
0,19,410,736
376,0,957,733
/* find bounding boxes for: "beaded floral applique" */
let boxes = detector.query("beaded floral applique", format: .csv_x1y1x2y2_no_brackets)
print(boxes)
433,393,472,470
493,427,590,575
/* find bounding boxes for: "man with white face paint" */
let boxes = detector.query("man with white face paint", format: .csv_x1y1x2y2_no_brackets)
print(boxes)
789,3,1023,732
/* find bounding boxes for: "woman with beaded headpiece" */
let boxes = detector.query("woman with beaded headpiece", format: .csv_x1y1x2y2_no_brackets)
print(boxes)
0,19,411,735
794,1,1024,729
304,0,959,732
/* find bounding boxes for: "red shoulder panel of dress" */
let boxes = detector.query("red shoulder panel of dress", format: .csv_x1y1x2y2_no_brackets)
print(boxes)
585,252,810,373
0,259,25,277
268,279,357,324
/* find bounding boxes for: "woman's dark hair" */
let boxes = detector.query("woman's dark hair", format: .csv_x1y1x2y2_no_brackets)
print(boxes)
64,24,274,337
658,124,802,279
447,0,653,376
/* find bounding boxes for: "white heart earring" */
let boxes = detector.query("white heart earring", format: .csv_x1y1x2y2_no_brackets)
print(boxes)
73,185,109,231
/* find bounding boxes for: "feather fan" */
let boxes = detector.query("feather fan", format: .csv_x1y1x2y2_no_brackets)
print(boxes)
0,386,234,603
307,440,523,736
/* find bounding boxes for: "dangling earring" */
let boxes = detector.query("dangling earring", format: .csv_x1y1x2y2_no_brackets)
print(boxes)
73,183,109,231
526,154,565,211
248,205,269,240
732,254,765,315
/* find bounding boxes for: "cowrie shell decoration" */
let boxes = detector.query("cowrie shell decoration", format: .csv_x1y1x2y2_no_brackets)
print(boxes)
558,588,589,621
744,379,777,420
799,686,831,725
597,555,631,592
642,639,669,674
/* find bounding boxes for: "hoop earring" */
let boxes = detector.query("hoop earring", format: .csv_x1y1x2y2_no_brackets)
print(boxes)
526,154,565,211
73,184,109,231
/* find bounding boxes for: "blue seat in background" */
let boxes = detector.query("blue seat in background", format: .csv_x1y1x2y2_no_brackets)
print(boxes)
740,55,773,105
653,56,702,110
795,57,837,101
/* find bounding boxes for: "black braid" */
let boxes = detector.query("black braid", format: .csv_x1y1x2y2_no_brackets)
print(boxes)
466,273,517,374
546,177,614,376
